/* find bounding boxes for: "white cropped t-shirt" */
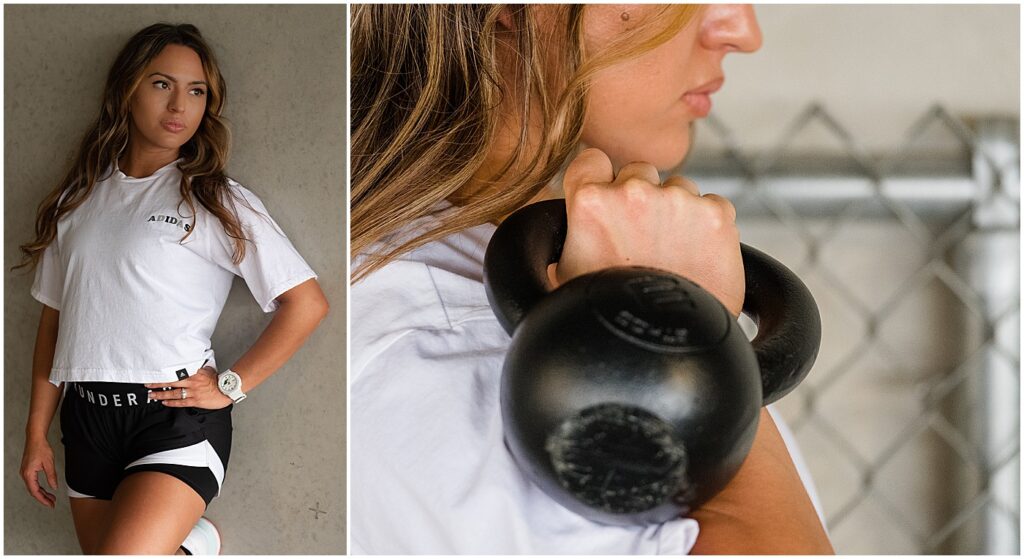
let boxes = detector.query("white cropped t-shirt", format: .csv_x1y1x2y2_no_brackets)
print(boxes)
32,160,317,385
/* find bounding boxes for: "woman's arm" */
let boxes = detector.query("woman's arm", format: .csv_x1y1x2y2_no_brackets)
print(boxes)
21,305,62,507
223,278,330,392
688,408,834,554
148,278,329,407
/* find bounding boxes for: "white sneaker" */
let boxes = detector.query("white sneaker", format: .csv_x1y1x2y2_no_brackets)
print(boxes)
180,517,221,555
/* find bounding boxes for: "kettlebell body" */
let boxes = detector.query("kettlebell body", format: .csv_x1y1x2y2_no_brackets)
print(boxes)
485,199,821,526
502,267,762,524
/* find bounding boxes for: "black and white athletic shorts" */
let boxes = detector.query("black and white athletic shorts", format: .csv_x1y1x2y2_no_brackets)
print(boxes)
60,381,232,506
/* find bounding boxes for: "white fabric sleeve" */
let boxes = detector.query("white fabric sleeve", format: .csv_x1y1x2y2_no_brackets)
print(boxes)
30,239,63,310
212,183,317,312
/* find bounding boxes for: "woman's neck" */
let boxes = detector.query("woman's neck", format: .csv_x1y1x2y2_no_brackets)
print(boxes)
119,144,180,179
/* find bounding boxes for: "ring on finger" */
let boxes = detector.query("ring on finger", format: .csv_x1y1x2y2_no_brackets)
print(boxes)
181,388,187,400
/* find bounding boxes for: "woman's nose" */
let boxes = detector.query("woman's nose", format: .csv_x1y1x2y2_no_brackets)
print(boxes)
700,4,763,54
168,90,184,113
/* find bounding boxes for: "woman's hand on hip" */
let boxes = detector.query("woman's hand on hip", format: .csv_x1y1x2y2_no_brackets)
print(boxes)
551,148,745,316
21,436,58,508
145,367,233,410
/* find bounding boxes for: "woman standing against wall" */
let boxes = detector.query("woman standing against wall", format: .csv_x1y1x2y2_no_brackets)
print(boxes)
17,23,328,554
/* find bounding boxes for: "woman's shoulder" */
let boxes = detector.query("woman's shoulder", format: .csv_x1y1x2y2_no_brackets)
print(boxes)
184,176,264,213
222,177,267,211
351,222,504,379
352,253,496,332
358,205,497,282
192,177,277,229
351,267,508,387
354,215,497,315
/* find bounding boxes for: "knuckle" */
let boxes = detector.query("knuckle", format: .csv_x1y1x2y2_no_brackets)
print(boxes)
620,161,656,176
618,162,639,175
661,175,683,189
702,202,729,230
717,196,737,217
572,185,605,215
666,182,692,204
566,149,610,185
578,147,606,161
620,178,650,204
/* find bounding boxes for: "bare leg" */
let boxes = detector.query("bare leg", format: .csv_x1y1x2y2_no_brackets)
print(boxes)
69,498,113,554
94,472,205,555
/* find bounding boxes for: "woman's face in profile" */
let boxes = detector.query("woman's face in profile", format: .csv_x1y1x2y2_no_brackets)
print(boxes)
128,44,208,154
580,4,762,170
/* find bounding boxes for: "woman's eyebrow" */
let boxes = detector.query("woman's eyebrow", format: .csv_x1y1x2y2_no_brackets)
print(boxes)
147,71,208,86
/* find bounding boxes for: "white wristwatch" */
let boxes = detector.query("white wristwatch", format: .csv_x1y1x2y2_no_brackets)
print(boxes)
217,369,247,403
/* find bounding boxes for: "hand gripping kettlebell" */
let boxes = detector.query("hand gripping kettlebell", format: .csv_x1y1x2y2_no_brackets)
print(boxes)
483,199,821,526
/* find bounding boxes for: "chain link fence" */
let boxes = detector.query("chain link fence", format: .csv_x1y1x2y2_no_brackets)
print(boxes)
681,104,1020,554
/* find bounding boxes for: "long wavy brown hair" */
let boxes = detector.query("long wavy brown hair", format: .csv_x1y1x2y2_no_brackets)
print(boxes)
351,4,701,281
17,22,251,270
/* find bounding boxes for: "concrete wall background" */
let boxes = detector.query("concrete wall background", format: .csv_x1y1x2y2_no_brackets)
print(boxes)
697,4,1019,157
4,5,346,554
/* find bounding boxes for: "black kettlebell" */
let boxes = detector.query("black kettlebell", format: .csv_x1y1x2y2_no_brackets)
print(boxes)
484,199,821,526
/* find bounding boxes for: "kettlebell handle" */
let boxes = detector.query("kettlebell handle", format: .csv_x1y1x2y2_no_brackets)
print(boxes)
484,199,821,405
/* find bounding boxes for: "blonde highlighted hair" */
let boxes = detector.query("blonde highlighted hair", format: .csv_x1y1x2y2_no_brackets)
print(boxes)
351,4,701,281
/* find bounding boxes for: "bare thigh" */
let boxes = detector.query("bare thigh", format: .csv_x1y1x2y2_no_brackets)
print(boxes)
69,498,113,554
94,471,205,555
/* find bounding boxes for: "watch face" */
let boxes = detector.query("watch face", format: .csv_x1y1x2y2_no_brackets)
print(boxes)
219,373,239,392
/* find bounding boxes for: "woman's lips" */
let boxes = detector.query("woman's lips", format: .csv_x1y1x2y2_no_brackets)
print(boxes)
161,120,186,133
682,77,724,118
682,93,712,117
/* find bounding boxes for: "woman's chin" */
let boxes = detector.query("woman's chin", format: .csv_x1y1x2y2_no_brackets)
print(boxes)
581,127,693,173
627,130,693,172
635,141,692,172
648,128,694,171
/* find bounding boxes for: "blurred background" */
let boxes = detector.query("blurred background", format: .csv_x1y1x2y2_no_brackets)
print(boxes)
679,5,1019,554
